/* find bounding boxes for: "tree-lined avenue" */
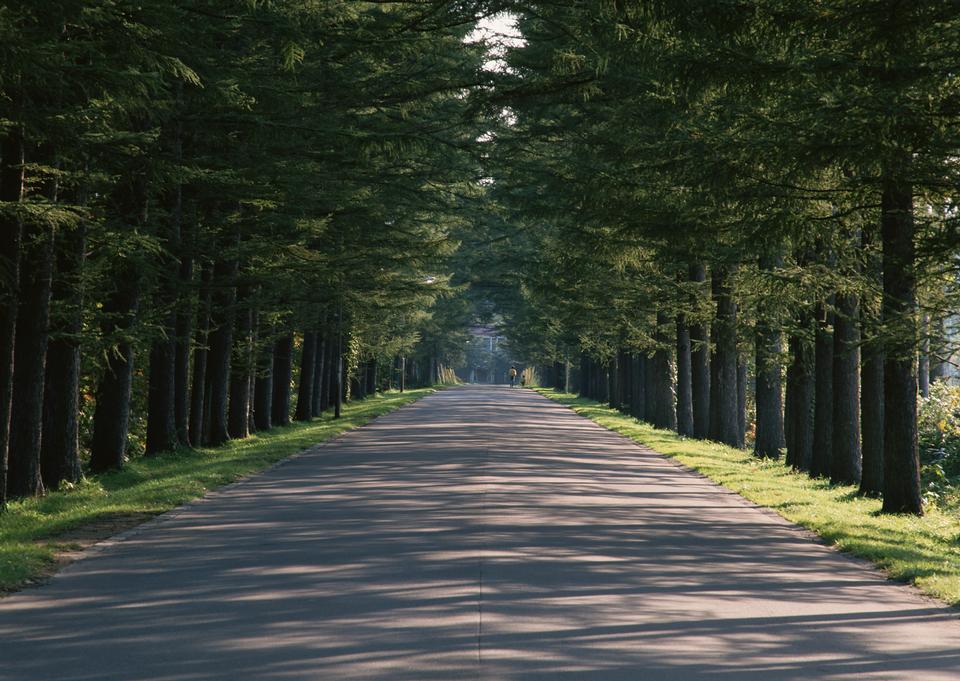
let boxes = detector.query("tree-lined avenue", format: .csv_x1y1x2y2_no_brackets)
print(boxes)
1,386,957,680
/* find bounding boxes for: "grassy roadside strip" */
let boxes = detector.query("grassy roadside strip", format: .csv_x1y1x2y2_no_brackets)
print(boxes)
0,388,433,594
536,388,960,607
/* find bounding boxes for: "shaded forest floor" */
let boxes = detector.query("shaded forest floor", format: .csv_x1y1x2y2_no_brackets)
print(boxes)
0,389,433,595
537,389,960,607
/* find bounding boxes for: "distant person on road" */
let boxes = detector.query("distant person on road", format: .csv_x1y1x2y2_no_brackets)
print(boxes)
509,366,518,387
520,373,526,387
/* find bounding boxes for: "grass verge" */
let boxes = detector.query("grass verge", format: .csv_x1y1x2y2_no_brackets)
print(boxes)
537,388,960,607
0,388,432,594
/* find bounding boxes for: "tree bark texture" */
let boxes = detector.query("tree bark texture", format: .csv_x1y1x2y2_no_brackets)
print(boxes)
7,222,55,497
271,334,293,426
295,331,318,421
831,292,861,485
252,318,274,432
880,179,922,514
227,294,254,439
711,267,740,447
188,263,213,447
689,263,710,439
0,128,25,506
784,322,815,471
630,354,646,420
860,226,884,495
204,255,238,446
754,255,785,459
676,314,694,437
40,223,86,489
810,298,834,478
89,264,141,473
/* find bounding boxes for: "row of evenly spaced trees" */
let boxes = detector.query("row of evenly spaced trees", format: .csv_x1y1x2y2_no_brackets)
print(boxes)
0,1,491,507
478,1,960,515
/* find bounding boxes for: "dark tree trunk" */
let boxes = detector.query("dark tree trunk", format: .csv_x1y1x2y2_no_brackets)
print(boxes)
40,223,86,489
320,336,333,413
652,312,678,431
311,331,326,416
860,228,884,496
252,317,273,432
173,222,195,446
188,264,213,447
89,266,141,473
0,128,24,507
227,293,254,439
146,152,184,456
146,333,177,455
754,255,785,459
618,350,630,414
785,325,815,471
204,254,238,446
610,351,622,410
295,330,318,421
7,222,55,497
271,334,293,426
861,337,884,496
643,352,656,423
810,298,834,478
710,266,740,447
631,353,646,420
689,263,710,439
676,314,694,436
831,292,861,485
367,359,377,395
736,356,747,449
881,179,922,514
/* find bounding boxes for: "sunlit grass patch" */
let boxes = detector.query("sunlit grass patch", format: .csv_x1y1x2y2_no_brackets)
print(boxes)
0,389,432,594
537,388,960,607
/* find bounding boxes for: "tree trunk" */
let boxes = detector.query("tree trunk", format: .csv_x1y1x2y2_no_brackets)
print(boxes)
7,222,55,497
252,317,274,432
272,334,293,426
89,266,141,473
227,292,254,439
188,263,213,447
40,223,86,489
295,330,317,421
204,254,238,446
860,228,884,496
785,325,815,471
810,298,834,478
146,331,177,455
652,312,677,430
0,128,24,507
880,179,922,514
631,353,646,420
689,264,710,439
754,255,785,459
710,266,740,447
861,336,884,496
831,291,861,485
312,332,326,416
736,356,747,449
676,314,694,436
173,223,195,447
610,351,622,410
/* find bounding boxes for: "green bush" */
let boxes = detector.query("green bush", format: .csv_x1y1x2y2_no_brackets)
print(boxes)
918,382,960,506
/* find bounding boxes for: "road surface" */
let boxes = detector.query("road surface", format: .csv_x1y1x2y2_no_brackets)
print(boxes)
2,385,958,680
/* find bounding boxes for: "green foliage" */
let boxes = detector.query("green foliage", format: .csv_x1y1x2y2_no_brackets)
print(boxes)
918,382,960,507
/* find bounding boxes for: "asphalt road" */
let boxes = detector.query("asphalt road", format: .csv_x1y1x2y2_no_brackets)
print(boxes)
2,385,959,680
